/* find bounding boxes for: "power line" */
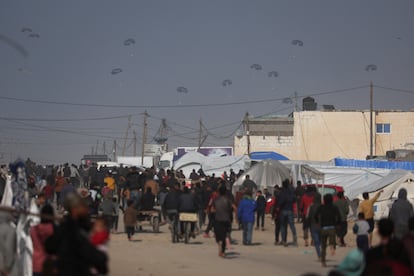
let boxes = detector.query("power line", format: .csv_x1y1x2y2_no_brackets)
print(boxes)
0,85,369,109
0,114,137,122
373,85,414,95
1,119,133,141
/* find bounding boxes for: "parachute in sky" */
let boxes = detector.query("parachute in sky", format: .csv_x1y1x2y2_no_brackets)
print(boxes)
250,64,262,70
222,79,232,86
291,40,304,46
21,27,32,33
365,64,377,71
268,71,279,78
0,34,29,58
177,86,188,93
282,97,293,104
111,68,123,75
123,38,135,46
28,33,40,38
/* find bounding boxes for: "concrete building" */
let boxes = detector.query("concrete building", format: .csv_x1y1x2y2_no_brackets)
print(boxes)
234,110,414,161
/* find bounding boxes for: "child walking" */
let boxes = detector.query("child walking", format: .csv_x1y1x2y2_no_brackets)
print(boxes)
124,199,138,241
353,212,370,253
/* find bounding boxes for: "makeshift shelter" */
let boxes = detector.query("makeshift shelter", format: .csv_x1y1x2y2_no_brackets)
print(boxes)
233,159,291,192
173,152,206,177
250,151,289,161
308,166,390,200
359,170,414,219
173,152,251,178
202,155,251,177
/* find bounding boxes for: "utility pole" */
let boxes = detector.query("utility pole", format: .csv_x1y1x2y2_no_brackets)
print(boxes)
294,91,299,112
95,140,99,155
197,119,207,150
133,130,137,156
369,81,374,158
198,118,202,151
103,141,106,155
122,116,132,156
113,140,117,161
141,111,148,165
244,112,251,156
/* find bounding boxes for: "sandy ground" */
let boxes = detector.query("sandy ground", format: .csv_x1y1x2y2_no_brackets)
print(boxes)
108,214,362,276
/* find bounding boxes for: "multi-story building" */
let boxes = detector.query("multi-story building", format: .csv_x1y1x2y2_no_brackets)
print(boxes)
234,110,414,161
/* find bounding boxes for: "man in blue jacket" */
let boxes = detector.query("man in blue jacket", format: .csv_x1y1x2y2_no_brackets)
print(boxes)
238,190,257,245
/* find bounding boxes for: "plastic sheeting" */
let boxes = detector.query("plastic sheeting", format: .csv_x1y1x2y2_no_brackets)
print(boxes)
308,165,390,200
1,175,13,206
361,170,414,219
334,158,414,171
250,151,289,161
173,152,251,178
233,159,291,191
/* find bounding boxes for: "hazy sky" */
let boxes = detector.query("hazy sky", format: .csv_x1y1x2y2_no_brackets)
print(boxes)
1,0,413,164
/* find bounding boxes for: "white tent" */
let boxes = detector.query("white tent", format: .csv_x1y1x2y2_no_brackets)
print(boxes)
203,155,251,176
233,159,291,191
173,152,206,177
308,165,390,200
173,152,251,178
359,170,414,219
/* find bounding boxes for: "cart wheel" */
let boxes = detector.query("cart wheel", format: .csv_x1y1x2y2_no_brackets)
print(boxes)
184,222,190,244
153,217,160,233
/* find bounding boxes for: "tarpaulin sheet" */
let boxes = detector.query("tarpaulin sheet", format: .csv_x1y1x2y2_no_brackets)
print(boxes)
335,158,414,171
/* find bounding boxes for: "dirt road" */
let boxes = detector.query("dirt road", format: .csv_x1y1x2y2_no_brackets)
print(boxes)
109,217,354,276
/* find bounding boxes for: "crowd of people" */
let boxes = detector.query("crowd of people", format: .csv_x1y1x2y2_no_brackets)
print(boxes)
1,158,414,275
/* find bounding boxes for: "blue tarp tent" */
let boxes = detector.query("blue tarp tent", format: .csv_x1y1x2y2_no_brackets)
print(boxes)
250,151,289,161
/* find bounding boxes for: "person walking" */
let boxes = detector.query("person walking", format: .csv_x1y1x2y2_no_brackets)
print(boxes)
364,218,412,275
307,192,322,261
45,192,108,275
163,183,181,231
178,187,198,238
124,199,138,241
203,187,218,238
99,195,116,230
0,210,17,276
212,185,233,257
315,193,341,267
359,190,383,247
237,190,256,245
300,186,315,246
112,197,120,233
242,175,257,194
389,188,414,240
255,190,266,231
352,212,370,253
334,191,349,247
272,185,282,245
295,181,305,223
278,179,298,247
31,205,55,276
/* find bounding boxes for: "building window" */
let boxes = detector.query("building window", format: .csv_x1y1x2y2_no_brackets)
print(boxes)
376,123,391,134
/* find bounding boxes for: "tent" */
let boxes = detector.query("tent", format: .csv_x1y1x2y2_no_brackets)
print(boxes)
359,170,414,219
173,152,251,178
307,165,390,200
233,159,291,191
173,152,206,177
250,151,289,161
202,155,251,176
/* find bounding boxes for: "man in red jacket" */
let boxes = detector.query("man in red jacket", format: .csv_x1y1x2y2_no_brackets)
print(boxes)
300,186,315,246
